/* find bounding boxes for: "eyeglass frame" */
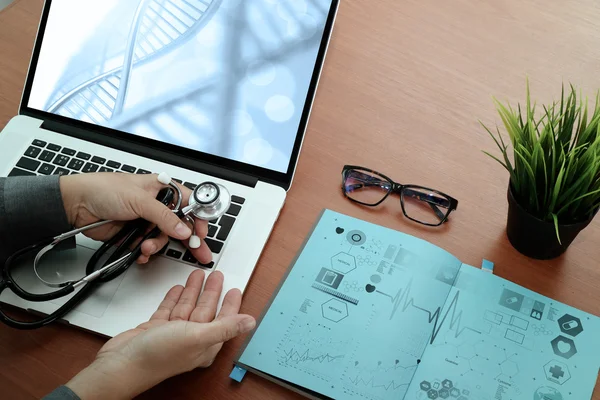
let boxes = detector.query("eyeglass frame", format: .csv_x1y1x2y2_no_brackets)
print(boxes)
341,165,459,227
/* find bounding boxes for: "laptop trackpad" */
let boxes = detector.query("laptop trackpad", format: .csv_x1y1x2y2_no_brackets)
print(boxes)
9,245,124,318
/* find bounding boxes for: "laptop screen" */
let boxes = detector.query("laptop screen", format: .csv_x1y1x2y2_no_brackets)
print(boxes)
26,0,334,174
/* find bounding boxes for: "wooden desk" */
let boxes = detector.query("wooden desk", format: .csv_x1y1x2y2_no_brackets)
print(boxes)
1,0,599,398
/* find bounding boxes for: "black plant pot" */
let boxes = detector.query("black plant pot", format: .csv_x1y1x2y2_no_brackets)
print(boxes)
506,186,595,260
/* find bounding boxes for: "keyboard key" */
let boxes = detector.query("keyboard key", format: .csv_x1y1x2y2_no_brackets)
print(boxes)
8,168,35,177
82,163,99,173
39,150,56,162
47,143,61,151
32,139,46,147
107,160,121,169
53,167,69,176
216,215,235,241
76,152,91,160
52,154,70,167
136,169,151,174
204,238,224,254
24,146,41,158
67,158,85,171
166,249,183,259
173,178,183,184
121,165,136,173
231,195,246,205
61,148,76,156
183,182,197,190
38,163,55,175
198,261,215,269
209,218,218,224
226,203,241,217
99,167,114,173
91,156,106,165
16,157,41,171
182,251,197,264
207,225,218,237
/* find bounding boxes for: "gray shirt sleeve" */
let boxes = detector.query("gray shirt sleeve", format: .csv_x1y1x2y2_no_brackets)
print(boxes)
42,386,82,400
1,177,80,400
0,175,73,267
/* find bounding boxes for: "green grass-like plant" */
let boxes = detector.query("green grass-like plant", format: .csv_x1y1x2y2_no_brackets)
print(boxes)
482,82,600,242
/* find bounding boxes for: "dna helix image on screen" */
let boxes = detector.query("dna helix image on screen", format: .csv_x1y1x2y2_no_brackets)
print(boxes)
29,0,332,172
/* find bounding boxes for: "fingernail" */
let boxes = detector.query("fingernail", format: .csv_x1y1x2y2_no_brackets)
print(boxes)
241,317,256,333
175,222,192,238
149,243,158,254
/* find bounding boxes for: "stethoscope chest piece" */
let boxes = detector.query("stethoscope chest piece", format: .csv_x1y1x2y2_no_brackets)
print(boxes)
189,182,231,220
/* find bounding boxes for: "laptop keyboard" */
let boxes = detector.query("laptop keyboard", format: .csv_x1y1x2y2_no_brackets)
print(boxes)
8,139,246,269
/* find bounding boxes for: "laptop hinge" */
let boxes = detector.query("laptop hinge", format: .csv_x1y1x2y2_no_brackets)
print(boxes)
41,119,258,188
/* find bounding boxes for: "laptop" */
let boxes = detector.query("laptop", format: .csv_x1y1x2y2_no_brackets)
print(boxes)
0,0,339,337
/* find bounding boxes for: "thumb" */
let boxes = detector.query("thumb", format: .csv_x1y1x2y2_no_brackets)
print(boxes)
200,314,256,346
133,191,192,240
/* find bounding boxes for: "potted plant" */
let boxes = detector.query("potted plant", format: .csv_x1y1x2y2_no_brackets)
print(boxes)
482,82,600,259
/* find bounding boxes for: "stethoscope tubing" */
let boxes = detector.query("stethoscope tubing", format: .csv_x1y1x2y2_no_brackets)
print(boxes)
0,188,172,329
0,176,230,330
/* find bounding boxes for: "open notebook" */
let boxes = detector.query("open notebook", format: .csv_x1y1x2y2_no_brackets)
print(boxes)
234,210,600,400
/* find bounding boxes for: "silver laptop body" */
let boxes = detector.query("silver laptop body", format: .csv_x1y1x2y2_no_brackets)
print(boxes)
0,0,339,336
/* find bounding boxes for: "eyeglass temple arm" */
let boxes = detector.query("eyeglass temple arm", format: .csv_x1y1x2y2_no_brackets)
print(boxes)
346,182,447,221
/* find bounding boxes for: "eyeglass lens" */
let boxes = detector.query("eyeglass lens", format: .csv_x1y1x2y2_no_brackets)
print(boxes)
402,187,451,225
343,169,391,205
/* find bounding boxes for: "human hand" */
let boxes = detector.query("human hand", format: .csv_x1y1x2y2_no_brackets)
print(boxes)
59,172,211,264
66,270,255,400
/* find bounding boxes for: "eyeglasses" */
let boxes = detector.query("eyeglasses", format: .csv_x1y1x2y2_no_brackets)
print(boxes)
341,165,458,226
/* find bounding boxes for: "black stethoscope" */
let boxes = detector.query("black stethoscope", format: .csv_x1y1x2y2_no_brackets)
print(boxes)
0,173,231,330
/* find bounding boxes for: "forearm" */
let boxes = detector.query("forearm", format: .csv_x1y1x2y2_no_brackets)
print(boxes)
0,176,73,265
66,358,163,400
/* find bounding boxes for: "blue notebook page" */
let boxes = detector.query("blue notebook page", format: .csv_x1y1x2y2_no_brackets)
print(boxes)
237,209,463,399
407,264,600,400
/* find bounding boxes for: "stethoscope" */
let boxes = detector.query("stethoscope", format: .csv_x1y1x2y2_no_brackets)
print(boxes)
0,173,231,330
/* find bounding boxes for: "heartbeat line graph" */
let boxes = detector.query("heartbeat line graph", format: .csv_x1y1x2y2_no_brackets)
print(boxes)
378,279,480,344
281,348,345,364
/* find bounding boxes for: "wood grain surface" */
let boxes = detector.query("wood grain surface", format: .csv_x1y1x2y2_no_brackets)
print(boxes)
1,0,599,398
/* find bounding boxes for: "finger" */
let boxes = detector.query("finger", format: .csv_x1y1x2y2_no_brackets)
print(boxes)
215,288,242,320
179,185,192,207
189,271,224,323
140,232,169,257
136,254,150,264
150,285,184,321
197,291,241,365
198,314,256,347
170,270,206,321
143,173,192,207
186,237,213,265
195,219,209,239
131,189,191,240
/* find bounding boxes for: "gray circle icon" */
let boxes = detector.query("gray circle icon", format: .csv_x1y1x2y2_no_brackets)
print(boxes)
346,230,366,245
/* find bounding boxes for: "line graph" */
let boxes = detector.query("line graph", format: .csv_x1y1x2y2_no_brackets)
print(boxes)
378,279,480,344
342,359,416,399
275,316,350,381
281,348,345,364
348,375,410,391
